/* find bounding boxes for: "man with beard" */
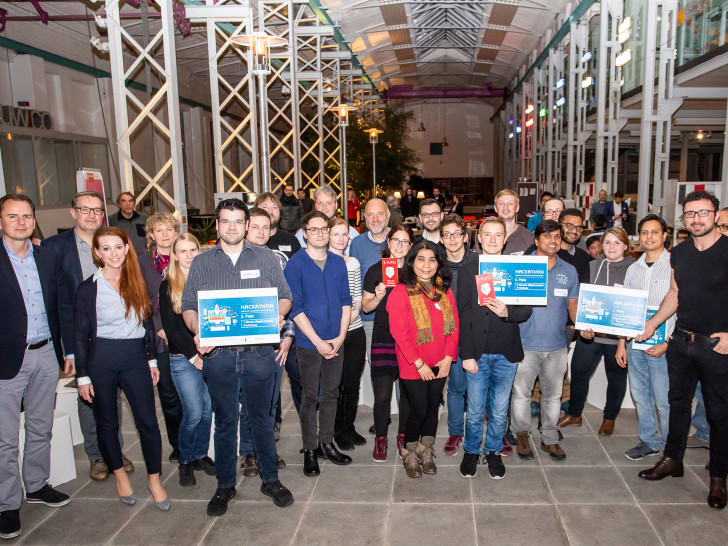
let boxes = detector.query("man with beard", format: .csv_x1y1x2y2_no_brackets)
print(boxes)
254,192,301,259
279,184,302,233
558,208,590,284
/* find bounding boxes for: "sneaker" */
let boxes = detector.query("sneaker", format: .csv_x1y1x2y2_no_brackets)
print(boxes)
396,434,405,459
193,456,216,476
540,442,566,461
0,509,21,540
25,484,70,507
501,438,514,457
260,480,294,507
89,458,110,481
277,455,287,470
459,451,479,478
207,487,236,517
686,435,710,449
179,463,196,487
274,422,281,442
484,451,506,480
515,431,534,460
241,454,259,477
625,442,660,461
443,435,463,456
372,436,388,462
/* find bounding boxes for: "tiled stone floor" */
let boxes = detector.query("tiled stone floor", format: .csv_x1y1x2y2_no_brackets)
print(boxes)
9,381,726,545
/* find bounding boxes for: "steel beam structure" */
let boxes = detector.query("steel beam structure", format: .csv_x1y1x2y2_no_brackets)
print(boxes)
105,0,187,226
566,20,593,199
520,70,534,182
534,66,547,188
548,47,566,196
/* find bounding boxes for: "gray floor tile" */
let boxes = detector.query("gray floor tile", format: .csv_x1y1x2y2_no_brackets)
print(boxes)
619,466,708,504
310,464,394,503
392,464,472,503
159,466,221,501
472,466,553,504
294,502,388,545
561,504,662,545
10,503,55,542
537,435,611,466
599,434,662,466
235,465,318,504
201,502,305,545
74,462,176,501
544,466,634,504
387,503,475,545
643,504,728,546
474,504,568,545
109,500,212,545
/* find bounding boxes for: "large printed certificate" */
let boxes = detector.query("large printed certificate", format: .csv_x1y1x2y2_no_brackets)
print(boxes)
575,284,648,337
478,255,548,305
198,288,280,346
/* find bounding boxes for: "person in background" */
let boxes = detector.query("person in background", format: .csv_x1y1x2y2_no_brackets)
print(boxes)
0,194,72,540
495,189,532,255
400,188,419,219
108,192,148,256
279,184,303,233
329,218,367,450
527,191,554,231
388,241,459,478
612,191,629,231
589,190,609,230
558,209,590,284
387,194,403,227
347,190,361,227
297,188,314,215
159,233,214,486
674,229,690,246
362,225,415,462
295,184,358,254
137,212,183,462
256,192,301,260
445,194,464,218
432,188,446,211
74,226,168,511
586,235,603,260
416,198,444,244
591,214,607,238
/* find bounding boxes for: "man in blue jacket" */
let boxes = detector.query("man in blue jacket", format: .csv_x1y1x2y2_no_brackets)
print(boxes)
285,211,353,477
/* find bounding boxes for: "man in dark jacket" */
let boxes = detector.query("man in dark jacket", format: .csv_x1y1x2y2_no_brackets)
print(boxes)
297,188,314,214
279,184,303,233
108,192,148,255
400,188,419,219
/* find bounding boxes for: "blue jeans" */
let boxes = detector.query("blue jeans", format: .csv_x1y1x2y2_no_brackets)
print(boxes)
447,355,466,436
464,354,518,455
169,354,213,465
692,382,710,442
203,346,279,488
627,344,669,451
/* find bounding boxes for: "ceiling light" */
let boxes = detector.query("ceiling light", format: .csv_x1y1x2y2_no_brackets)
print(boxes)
581,51,592,63
516,126,521,133
525,104,534,114
615,49,632,67
418,122,426,132
508,132,514,139
581,76,593,88
94,15,108,29
539,108,546,117
90,36,110,53
556,78,565,89
556,97,566,107
525,118,534,127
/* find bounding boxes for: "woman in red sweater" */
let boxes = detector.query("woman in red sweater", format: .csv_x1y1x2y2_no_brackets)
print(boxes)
387,241,459,478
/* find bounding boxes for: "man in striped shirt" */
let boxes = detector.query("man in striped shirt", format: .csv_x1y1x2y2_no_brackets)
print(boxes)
616,214,674,461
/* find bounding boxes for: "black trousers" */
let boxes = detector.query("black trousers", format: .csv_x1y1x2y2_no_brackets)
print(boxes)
372,375,410,437
334,326,367,437
155,349,182,450
568,339,626,420
400,376,446,443
664,337,728,478
89,338,162,475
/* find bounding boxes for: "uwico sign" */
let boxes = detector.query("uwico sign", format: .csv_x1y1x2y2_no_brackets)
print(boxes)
0,105,53,131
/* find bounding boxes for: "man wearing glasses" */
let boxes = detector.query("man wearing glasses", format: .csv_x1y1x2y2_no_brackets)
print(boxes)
557,208,590,284
416,198,445,244
636,191,728,510
295,184,358,254
440,214,478,457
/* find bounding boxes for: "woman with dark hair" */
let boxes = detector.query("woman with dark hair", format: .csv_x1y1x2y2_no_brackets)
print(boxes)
74,226,169,510
362,224,415,462
387,240,459,477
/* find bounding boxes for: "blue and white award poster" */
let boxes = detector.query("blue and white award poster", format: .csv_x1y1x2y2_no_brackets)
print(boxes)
575,284,648,337
198,288,280,346
478,255,548,305
632,307,667,351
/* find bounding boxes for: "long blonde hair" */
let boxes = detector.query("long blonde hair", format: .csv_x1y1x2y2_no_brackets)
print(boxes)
167,233,200,314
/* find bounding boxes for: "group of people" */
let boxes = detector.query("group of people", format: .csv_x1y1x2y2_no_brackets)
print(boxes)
1,184,726,540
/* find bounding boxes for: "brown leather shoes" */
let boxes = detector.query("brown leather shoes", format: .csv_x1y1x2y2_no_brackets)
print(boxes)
708,476,727,509
122,453,135,473
638,456,684,481
557,414,582,428
89,459,110,481
598,419,615,436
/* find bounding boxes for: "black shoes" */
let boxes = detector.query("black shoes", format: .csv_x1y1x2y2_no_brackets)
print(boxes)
168,448,180,462
334,432,355,451
179,463,196,487
0,509,21,540
25,484,70,507
316,443,352,465
207,487,236,517
193,456,216,476
460,451,479,478
350,429,367,446
303,450,320,477
260,480,294,507
484,451,506,480
241,455,259,477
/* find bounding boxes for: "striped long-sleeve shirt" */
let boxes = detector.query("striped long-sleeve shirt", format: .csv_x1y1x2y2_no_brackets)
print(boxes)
623,249,676,339
346,257,363,331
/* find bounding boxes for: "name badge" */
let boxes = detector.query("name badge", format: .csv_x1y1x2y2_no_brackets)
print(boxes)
279,245,291,252
240,269,260,280
554,288,568,297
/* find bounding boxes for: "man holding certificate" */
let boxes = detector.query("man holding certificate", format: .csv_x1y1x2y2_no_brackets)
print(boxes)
181,199,294,517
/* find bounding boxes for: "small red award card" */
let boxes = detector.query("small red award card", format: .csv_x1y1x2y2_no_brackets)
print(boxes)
382,258,399,287
476,273,495,306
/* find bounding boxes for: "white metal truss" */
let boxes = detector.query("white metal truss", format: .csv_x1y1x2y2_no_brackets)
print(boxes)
105,0,187,226
534,66,547,189
520,71,534,182
637,0,681,219
566,20,593,199
548,47,566,196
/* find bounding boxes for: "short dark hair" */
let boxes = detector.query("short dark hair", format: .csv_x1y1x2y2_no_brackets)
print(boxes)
676,229,691,238
440,213,465,233
116,191,135,205
248,207,271,222
383,224,415,258
301,210,329,229
215,198,249,222
614,191,625,199
594,214,607,228
72,191,104,208
535,219,563,240
637,214,667,234
419,198,439,213
541,192,554,200
683,190,719,212
559,208,584,222
586,235,602,248
401,240,452,292
0,193,35,216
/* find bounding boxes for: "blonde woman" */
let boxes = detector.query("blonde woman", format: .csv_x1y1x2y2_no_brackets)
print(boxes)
159,233,214,487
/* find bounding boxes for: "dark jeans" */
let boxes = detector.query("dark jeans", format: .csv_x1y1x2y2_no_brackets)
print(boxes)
203,346,279,487
568,339,626,420
89,338,162,475
664,338,728,478
335,327,367,437
275,339,302,424
298,347,344,450
372,375,409,437
169,354,212,465
156,349,183,451
400,376,446,443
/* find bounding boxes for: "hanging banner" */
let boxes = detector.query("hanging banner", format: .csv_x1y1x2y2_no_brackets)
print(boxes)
76,168,109,226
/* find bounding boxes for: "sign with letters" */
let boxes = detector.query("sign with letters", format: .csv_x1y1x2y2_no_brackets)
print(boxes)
632,307,667,351
575,284,648,337
198,288,280,346
478,255,548,305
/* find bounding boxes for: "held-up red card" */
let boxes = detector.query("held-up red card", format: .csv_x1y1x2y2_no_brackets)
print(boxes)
382,258,399,287
475,273,495,306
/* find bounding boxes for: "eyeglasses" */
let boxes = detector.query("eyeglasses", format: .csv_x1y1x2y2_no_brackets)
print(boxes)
684,209,714,219
219,219,245,226
390,237,411,246
305,227,330,235
561,222,584,232
717,224,728,233
441,232,464,240
75,206,104,216
420,212,441,219
543,209,564,218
